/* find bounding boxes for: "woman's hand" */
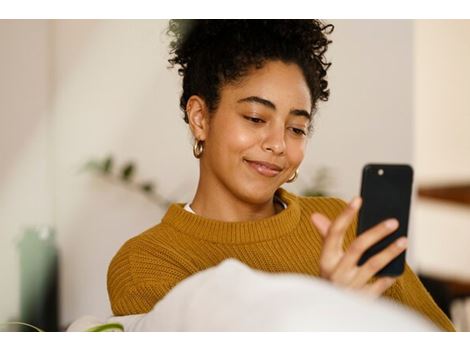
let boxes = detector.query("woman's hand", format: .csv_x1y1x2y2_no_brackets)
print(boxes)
311,197,408,298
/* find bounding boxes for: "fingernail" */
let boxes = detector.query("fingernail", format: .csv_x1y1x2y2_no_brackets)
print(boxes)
385,219,399,229
396,237,407,248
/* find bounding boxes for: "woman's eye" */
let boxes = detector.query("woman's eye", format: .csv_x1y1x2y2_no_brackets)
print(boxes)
244,116,264,123
290,127,307,136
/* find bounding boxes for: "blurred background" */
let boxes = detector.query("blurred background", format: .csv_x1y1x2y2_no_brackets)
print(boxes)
1,19,469,331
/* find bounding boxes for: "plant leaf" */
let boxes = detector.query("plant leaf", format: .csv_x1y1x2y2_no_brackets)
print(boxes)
141,182,154,193
121,162,135,181
103,156,113,174
81,160,102,172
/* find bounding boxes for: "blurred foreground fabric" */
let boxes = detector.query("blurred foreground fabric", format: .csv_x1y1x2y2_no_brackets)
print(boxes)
68,259,438,332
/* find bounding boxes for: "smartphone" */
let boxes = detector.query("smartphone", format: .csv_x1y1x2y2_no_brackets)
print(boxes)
356,163,414,277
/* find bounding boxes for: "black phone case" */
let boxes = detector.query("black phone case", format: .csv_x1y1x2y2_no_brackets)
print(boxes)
356,164,413,277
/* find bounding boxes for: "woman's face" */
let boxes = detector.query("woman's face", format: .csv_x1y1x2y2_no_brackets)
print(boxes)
197,60,312,205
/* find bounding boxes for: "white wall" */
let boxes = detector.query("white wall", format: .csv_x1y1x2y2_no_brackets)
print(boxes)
414,20,470,184
290,20,413,200
0,20,52,326
51,20,196,326
1,20,416,328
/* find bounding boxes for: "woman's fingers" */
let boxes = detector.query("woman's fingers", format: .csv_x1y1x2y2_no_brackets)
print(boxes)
311,197,362,278
361,276,397,298
349,236,407,289
311,213,340,276
326,197,362,253
311,212,331,236
311,197,402,298
334,218,400,274
314,197,362,254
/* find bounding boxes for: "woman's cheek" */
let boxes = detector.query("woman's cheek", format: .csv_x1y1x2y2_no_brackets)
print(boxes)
287,139,306,164
231,126,259,150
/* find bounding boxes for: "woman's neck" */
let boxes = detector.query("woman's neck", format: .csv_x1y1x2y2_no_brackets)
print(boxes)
190,178,282,222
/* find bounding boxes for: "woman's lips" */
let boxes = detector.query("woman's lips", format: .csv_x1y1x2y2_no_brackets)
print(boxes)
244,159,283,177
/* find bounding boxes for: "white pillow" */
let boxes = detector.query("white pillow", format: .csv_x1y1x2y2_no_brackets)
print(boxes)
109,258,438,331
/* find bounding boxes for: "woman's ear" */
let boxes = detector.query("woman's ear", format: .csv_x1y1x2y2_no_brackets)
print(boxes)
186,96,210,141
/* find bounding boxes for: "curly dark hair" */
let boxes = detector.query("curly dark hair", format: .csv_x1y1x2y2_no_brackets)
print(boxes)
167,20,334,124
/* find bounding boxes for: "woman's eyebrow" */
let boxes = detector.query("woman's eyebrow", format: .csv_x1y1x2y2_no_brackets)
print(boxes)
237,96,311,120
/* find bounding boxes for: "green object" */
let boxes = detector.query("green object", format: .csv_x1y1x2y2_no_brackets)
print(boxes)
121,162,135,181
0,322,43,332
17,226,59,332
103,156,113,173
86,323,124,332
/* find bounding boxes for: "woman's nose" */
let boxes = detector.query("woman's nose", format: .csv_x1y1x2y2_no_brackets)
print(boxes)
261,125,286,155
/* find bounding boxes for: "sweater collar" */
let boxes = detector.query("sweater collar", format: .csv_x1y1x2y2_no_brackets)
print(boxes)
161,188,301,244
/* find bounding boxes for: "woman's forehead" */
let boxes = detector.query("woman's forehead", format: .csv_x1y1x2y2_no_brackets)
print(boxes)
221,61,312,112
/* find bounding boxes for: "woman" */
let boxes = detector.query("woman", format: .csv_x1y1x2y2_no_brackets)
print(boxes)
107,20,454,331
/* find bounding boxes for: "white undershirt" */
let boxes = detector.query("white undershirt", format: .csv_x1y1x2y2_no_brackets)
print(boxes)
183,196,287,215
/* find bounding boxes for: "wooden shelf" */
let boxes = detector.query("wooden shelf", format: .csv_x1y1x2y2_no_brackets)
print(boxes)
418,183,470,206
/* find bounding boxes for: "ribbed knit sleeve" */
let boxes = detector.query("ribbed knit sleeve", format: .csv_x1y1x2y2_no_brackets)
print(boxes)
107,235,190,316
383,264,455,331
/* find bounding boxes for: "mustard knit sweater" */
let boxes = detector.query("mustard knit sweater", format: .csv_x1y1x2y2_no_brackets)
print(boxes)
107,188,455,331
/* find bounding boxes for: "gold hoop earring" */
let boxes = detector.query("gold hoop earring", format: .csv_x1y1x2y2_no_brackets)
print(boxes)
286,169,299,183
193,139,204,159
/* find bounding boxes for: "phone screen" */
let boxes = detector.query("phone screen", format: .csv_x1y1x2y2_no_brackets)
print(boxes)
356,164,413,276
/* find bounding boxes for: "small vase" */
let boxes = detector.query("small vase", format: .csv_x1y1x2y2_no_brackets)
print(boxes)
17,225,59,332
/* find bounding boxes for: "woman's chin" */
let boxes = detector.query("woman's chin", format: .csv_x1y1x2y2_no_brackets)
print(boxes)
235,182,281,205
